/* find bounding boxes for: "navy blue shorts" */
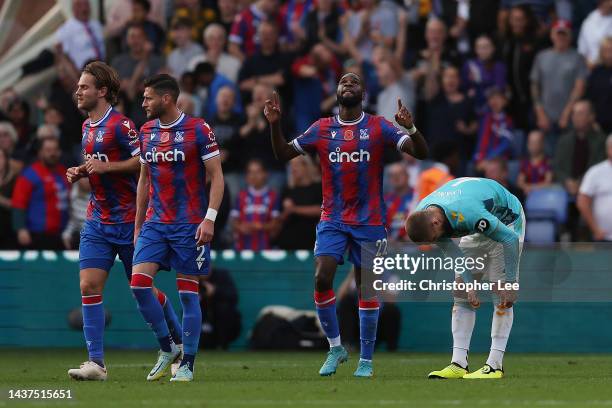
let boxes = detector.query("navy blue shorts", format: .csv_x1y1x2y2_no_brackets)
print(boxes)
79,220,134,279
133,222,210,275
314,221,387,268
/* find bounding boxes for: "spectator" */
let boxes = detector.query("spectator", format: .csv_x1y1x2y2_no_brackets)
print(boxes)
239,83,285,177
0,148,16,249
302,0,345,54
434,0,500,49
105,0,166,38
36,124,60,141
199,267,241,350
217,0,240,35
188,24,241,83
209,86,245,196
461,34,507,115
0,122,23,176
344,0,400,64
276,155,322,250
291,43,342,133
167,0,217,51
194,62,242,119
6,98,33,151
500,4,541,130
411,143,458,208
473,88,515,168
230,159,281,250
410,18,461,102
168,18,204,78
229,0,280,61
111,24,165,126
376,61,416,126
578,0,612,68
117,0,166,54
517,130,553,196
384,162,413,242
586,37,612,133
11,138,69,250
424,66,477,158
279,0,315,52
179,71,203,117
498,0,572,36
55,0,104,69
531,20,588,141
238,21,292,105
484,157,525,204
577,134,612,241
553,100,606,196
62,177,91,249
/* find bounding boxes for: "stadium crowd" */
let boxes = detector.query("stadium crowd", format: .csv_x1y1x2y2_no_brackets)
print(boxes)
0,0,612,250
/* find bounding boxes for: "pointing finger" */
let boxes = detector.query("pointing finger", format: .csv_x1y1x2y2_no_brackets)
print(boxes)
273,91,279,105
397,99,403,109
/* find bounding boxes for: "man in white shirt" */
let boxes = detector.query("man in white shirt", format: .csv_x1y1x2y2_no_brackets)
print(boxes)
577,134,612,241
578,0,612,68
56,0,105,69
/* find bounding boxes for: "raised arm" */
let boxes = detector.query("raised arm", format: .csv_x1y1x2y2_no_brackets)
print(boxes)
395,99,428,160
263,91,301,162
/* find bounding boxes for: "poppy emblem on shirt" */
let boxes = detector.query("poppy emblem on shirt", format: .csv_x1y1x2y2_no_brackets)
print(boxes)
344,130,354,141
128,129,138,139
161,132,170,142
208,131,216,142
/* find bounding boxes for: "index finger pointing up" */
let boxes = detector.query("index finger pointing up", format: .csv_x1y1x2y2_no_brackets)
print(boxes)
273,91,280,105
398,98,403,109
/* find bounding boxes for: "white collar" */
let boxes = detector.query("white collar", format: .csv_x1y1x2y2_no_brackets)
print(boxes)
90,106,112,127
337,112,365,126
159,112,185,129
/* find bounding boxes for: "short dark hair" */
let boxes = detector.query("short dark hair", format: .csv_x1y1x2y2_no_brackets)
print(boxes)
82,61,121,105
246,158,266,172
143,74,180,102
194,62,215,76
405,211,433,243
133,0,151,12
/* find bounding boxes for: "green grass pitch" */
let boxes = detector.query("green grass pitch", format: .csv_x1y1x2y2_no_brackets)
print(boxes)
1,350,612,407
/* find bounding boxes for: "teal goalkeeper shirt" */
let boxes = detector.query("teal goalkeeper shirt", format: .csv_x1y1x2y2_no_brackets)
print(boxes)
415,177,524,282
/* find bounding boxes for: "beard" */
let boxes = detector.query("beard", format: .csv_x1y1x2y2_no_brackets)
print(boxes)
337,92,362,108
146,105,162,120
78,97,98,113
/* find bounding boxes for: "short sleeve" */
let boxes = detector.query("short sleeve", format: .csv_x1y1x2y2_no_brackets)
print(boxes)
11,174,33,210
116,118,140,157
196,120,220,162
380,118,410,153
291,120,320,155
579,166,597,196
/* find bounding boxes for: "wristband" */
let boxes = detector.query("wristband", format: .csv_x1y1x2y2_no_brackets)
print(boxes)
407,125,417,135
205,208,218,222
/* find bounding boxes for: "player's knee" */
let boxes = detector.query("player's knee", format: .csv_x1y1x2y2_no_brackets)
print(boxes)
130,272,153,289
80,279,103,296
453,298,475,311
314,267,333,291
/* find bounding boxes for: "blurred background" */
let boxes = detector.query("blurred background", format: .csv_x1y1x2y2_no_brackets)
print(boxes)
0,0,612,353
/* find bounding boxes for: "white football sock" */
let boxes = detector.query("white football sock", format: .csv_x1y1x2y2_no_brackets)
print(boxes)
328,335,341,348
486,305,514,370
451,302,475,369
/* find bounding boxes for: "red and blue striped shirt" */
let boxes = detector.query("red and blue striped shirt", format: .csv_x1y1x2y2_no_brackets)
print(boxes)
82,107,140,224
231,186,280,250
520,156,551,184
12,161,69,234
139,113,219,224
292,113,410,226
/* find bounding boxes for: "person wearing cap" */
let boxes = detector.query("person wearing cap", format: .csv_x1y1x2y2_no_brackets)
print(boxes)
530,19,588,151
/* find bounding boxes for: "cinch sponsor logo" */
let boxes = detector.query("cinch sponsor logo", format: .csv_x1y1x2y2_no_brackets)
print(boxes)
144,147,185,162
328,147,370,163
84,152,109,162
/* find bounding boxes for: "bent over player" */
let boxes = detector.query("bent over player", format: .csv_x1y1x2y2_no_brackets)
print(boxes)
131,74,224,382
66,62,183,381
263,72,428,377
405,177,525,379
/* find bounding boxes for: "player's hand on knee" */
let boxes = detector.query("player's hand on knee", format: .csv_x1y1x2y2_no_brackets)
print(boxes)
467,290,480,309
196,219,214,246
498,288,517,309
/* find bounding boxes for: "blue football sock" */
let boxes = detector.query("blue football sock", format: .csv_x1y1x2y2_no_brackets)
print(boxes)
161,296,183,345
180,354,196,372
131,276,172,352
179,290,201,363
314,290,340,346
359,301,380,361
82,295,104,366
